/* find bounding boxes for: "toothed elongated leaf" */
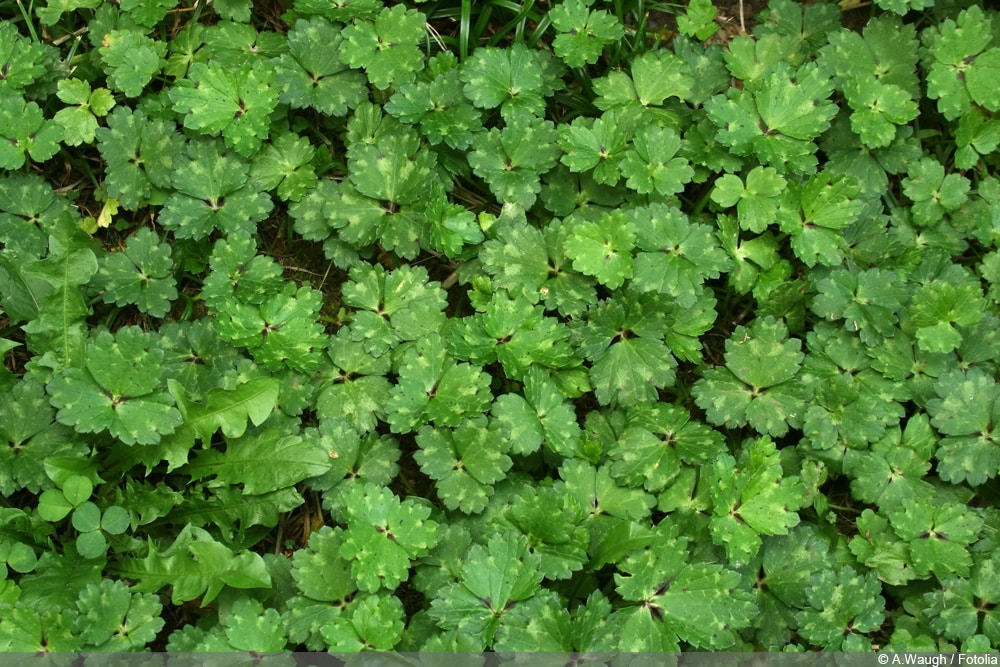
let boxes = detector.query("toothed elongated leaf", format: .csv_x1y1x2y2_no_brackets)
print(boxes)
115,525,271,605
168,377,279,442
183,426,331,494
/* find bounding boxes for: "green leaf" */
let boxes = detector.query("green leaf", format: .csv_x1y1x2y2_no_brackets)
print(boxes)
557,111,629,185
564,210,635,289
677,0,718,41
75,579,164,650
711,166,787,234
705,62,837,174
429,531,543,648
692,316,809,437
908,273,985,354
460,42,563,120
888,501,983,578
341,5,425,90
609,402,725,493
415,417,512,514
708,436,806,565
385,332,493,433
339,482,440,592
448,290,575,380
116,524,271,605
558,459,654,522
168,60,279,156
492,366,582,457
593,50,693,108
468,113,561,210
0,93,63,170
224,598,286,652
250,131,317,202
93,227,177,317
342,263,448,357
275,18,366,116
214,282,328,373
95,107,184,210
620,124,693,197
795,567,884,650
46,327,183,445
99,30,165,98
844,415,937,512
630,203,731,307
0,173,77,258
926,368,1000,486
291,526,357,603
159,139,273,240
53,79,115,147
386,64,484,150
348,132,438,214
924,7,1000,119
183,425,331,494
613,524,758,649
550,0,624,68
168,376,279,442
321,592,405,651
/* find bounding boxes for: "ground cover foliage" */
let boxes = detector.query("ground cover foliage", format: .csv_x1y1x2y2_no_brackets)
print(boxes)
0,0,999,653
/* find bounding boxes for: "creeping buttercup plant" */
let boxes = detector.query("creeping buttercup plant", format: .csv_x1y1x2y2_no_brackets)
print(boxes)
0,0,999,653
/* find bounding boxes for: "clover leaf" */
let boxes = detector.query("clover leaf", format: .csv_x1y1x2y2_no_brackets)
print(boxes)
479,218,597,317
901,157,970,227
0,173,77,258
315,330,392,434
